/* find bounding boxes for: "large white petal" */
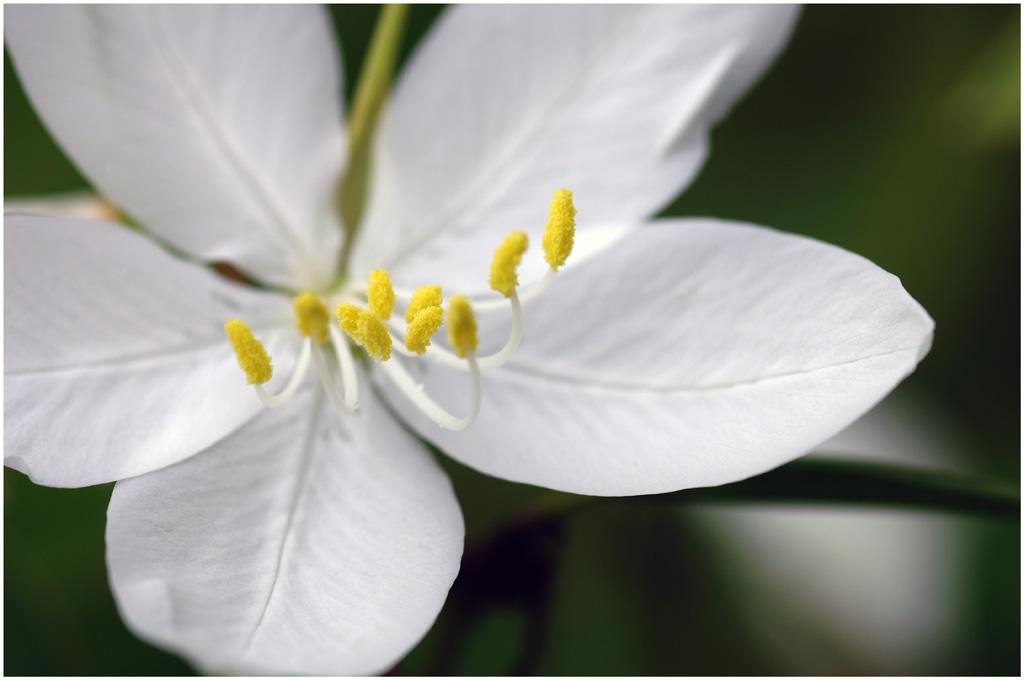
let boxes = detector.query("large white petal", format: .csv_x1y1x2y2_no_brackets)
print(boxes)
106,384,464,676
374,219,934,496
352,4,799,292
4,215,297,487
5,5,345,290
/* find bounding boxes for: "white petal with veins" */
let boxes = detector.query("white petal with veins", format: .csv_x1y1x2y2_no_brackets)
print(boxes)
375,219,934,495
107,384,464,675
354,4,799,292
4,215,295,487
5,5,345,289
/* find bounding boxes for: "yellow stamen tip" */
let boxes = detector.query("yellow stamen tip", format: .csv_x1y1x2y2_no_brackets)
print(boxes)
489,231,529,298
405,284,443,323
224,319,273,385
542,188,576,271
447,295,478,359
337,303,392,362
337,303,361,336
404,305,444,355
293,291,330,345
367,268,395,321
359,313,393,362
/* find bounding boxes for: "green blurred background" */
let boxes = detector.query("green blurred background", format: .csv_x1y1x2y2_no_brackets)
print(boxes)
5,5,1020,675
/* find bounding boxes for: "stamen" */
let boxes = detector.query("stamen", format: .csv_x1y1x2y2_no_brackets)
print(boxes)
447,295,479,359
489,231,529,298
337,303,393,361
254,338,311,407
405,305,444,355
379,352,481,431
367,268,396,321
301,323,359,415
310,338,355,414
225,319,273,385
227,189,577,429
471,270,555,311
389,292,521,371
337,303,361,337
293,291,330,344
405,284,443,323
328,324,360,409
542,188,576,271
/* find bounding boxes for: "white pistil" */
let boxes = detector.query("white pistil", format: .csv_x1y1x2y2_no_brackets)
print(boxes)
379,352,481,431
254,338,311,407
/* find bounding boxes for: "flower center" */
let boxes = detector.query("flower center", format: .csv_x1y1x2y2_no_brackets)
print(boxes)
224,188,577,431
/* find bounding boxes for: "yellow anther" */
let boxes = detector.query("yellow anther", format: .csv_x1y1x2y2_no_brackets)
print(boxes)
447,295,479,359
489,231,529,298
292,292,330,345
405,284,443,324
337,303,392,362
358,311,393,362
542,188,576,271
224,319,273,385
367,269,395,321
337,303,361,336
405,305,444,355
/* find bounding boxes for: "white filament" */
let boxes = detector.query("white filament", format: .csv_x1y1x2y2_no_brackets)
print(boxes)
473,268,555,311
379,352,481,431
254,338,311,407
329,324,360,409
283,257,559,427
310,327,360,415
389,291,522,372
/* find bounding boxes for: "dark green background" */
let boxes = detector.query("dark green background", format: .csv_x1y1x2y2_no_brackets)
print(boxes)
5,5,1020,675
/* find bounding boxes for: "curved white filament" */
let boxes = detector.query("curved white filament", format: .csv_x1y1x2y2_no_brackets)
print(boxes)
328,324,360,410
253,338,311,407
472,268,555,311
378,353,481,431
310,340,356,414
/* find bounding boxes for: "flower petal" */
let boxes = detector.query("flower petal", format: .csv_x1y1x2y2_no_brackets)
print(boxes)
4,5,344,290
374,219,934,495
106,384,464,676
4,215,297,487
353,4,799,292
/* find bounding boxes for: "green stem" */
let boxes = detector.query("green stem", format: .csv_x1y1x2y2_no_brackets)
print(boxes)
338,4,409,271
542,458,1020,520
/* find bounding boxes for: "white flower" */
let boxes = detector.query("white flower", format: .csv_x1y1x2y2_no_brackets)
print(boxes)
3,4,933,675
